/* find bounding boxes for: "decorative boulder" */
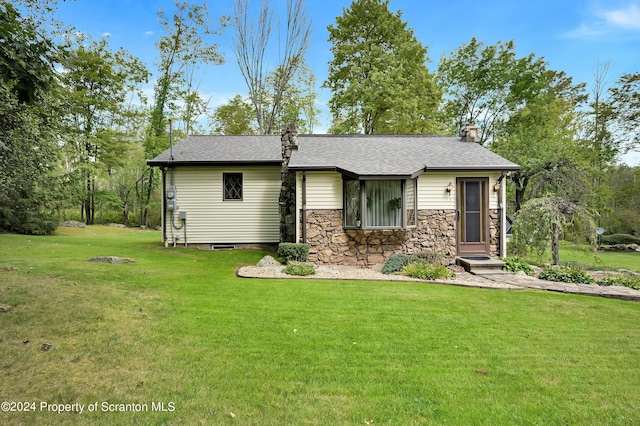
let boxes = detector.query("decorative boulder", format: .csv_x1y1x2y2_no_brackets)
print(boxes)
59,220,86,228
86,256,135,264
257,255,281,267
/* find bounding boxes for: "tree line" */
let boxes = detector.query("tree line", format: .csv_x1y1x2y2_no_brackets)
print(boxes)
1,0,639,238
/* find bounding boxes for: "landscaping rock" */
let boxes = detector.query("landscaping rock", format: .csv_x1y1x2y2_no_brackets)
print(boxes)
107,223,127,228
257,255,281,267
59,220,86,228
86,256,135,264
603,243,640,252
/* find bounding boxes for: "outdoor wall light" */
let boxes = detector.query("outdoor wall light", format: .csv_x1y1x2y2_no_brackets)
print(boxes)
446,182,453,193
493,182,501,192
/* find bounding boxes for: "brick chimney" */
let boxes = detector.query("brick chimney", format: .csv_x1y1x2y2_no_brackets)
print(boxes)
460,123,481,142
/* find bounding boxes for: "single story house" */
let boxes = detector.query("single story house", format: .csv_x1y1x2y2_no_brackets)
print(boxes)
147,124,520,266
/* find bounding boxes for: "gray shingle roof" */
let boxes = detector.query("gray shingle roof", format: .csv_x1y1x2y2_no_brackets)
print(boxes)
147,134,520,175
146,135,282,166
289,135,520,177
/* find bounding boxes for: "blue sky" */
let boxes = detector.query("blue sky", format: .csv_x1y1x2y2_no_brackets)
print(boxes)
51,0,640,164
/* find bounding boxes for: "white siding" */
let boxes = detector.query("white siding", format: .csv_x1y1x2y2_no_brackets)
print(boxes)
295,171,501,213
305,171,342,209
166,166,281,243
417,172,501,210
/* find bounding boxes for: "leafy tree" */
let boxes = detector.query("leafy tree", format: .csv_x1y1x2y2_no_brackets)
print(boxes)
438,38,550,144
209,94,257,135
151,0,226,137
104,143,146,226
271,63,320,134
492,70,587,211
232,0,311,135
610,72,640,156
141,0,227,226
602,165,640,235
0,84,61,234
59,37,148,224
0,1,55,103
576,63,619,223
0,1,61,234
325,0,440,134
211,63,319,135
512,196,596,265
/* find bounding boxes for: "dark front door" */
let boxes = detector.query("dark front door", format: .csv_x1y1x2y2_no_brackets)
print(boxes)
457,178,490,255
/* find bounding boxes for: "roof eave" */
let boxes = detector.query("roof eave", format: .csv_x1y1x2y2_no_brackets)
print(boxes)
424,165,521,172
146,160,282,167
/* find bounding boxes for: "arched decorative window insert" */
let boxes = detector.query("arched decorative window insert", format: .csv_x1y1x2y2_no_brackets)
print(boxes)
343,178,417,229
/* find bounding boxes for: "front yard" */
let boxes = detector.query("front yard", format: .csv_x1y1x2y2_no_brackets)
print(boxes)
1,227,639,424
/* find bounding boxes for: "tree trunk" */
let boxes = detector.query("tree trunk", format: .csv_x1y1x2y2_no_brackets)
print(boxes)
90,180,95,225
85,172,92,225
142,169,154,227
514,175,529,213
551,222,560,265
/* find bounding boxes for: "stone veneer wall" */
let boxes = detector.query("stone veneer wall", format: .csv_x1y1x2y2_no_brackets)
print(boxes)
304,209,501,266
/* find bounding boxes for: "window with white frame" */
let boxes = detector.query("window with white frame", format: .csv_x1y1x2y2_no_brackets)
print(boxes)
344,178,417,229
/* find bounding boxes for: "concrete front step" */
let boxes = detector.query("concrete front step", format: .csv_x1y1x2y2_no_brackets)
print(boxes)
455,256,506,275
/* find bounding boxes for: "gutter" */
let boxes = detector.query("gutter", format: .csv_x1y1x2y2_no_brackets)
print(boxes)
302,171,307,243
146,160,281,167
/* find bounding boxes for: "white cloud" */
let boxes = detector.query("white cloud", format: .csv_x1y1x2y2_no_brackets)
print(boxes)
562,23,607,39
102,32,111,38
144,31,156,38
562,2,640,38
603,4,640,30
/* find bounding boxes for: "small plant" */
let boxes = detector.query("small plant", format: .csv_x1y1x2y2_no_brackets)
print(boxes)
416,251,443,265
499,256,534,276
400,262,455,280
277,243,310,262
538,266,595,284
381,254,421,274
597,274,640,290
282,263,316,276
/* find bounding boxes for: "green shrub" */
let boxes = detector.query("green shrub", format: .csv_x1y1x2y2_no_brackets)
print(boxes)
381,254,421,274
499,256,534,276
400,262,455,280
597,274,640,290
282,263,315,276
277,243,310,262
416,251,443,265
538,266,595,284
601,234,640,245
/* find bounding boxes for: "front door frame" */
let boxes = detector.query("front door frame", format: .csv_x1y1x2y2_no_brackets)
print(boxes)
456,177,490,256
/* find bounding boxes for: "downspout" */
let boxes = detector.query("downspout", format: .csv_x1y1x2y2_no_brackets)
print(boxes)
302,171,307,243
161,167,167,245
498,172,506,257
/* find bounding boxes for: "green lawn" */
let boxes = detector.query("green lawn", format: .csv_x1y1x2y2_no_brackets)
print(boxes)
1,227,639,425
524,242,640,272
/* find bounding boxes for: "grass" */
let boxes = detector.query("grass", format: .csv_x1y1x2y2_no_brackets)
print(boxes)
1,227,639,425
522,242,640,272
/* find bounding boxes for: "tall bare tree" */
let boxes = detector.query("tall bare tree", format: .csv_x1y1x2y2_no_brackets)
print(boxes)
232,0,311,134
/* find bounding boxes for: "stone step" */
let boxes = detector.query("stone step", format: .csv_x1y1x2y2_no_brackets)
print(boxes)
455,256,506,275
